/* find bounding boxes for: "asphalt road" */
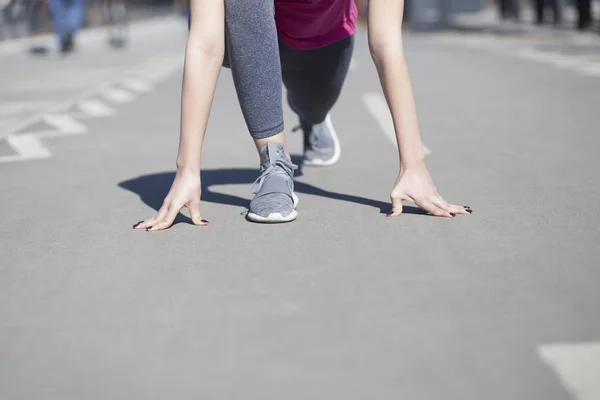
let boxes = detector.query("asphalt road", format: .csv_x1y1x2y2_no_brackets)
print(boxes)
1,13,599,400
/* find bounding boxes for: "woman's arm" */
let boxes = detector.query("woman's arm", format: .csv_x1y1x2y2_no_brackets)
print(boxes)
177,0,224,173
367,0,470,217
134,0,224,231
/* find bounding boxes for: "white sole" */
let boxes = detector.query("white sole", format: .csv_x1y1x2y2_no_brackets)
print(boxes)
246,193,299,224
302,114,341,167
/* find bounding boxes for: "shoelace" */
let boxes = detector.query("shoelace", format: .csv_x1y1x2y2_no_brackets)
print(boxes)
251,158,297,194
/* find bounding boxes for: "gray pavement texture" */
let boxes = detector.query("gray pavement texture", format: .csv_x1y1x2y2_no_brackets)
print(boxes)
1,15,600,400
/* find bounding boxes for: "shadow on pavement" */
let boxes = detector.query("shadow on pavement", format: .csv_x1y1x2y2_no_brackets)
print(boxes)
119,160,429,224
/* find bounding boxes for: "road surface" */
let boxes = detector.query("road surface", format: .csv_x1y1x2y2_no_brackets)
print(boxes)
1,14,599,400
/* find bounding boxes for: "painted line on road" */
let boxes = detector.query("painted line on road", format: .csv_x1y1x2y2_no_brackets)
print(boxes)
121,79,153,93
538,342,600,400
578,64,600,77
78,100,115,117
101,87,135,104
0,53,183,163
0,135,51,163
362,92,432,156
36,114,88,137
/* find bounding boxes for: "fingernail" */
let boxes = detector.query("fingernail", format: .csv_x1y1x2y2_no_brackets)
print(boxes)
450,213,456,217
201,219,209,224
386,211,394,217
466,209,473,214
464,206,471,209
132,221,143,228
145,226,153,231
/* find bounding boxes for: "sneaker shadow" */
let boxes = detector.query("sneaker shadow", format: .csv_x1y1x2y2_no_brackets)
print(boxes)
119,157,427,225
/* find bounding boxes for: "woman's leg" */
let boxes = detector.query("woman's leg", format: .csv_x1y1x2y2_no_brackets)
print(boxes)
223,0,298,223
280,35,354,166
223,0,284,141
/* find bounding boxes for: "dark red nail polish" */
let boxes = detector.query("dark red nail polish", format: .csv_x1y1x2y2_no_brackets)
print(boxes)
145,226,152,231
450,213,456,217
464,206,471,209
201,219,209,224
386,211,394,217
466,209,473,214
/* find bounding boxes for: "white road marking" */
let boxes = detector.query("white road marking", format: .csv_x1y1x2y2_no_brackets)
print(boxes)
0,52,183,162
538,342,600,400
546,55,593,70
101,87,135,104
516,48,557,63
578,64,600,77
0,135,51,163
439,35,600,80
362,92,432,156
121,79,153,93
32,114,87,138
78,100,115,117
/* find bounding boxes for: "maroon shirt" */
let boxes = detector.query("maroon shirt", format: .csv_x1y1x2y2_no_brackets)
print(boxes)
275,0,358,50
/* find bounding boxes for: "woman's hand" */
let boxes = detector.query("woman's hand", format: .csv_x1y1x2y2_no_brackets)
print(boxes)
387,162,472,218
133,169,208,232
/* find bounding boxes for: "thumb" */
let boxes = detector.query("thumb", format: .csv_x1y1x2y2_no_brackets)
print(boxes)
187,200,209,226
387,191,405,217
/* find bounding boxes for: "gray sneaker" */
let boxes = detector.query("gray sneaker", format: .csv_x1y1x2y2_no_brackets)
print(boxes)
247,142,299,223
297,114,341,167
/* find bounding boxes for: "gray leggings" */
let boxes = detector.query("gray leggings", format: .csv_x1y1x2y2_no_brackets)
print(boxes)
223,0,354,139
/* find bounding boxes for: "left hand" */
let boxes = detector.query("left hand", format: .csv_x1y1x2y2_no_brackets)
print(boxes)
387,162,472,218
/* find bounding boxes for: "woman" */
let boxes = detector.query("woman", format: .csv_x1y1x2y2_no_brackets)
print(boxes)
134,0,471,230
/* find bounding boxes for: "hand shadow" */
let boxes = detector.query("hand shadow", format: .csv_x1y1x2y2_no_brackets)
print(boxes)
118,154,427,225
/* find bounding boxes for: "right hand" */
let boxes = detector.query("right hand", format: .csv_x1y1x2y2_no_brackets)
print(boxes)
133,169,208,232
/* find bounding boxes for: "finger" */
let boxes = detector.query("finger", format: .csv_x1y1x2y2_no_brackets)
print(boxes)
187,200,209,226
134,216,158,229
134,200,171,229
416,198,453,218
433,193,471,215
387,192,409,217
147,201,184,232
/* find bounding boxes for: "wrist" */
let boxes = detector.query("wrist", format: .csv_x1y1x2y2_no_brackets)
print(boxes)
176,159,200,176
400,156,425,171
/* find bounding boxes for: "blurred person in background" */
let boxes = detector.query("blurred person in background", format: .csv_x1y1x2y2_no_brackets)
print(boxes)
534,0,562,25
49,0,86,53
133,0,471,229
575,0,592,30
498,0,520,21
